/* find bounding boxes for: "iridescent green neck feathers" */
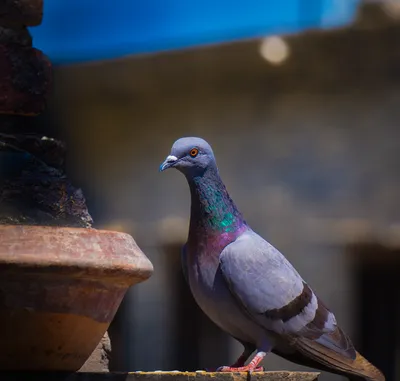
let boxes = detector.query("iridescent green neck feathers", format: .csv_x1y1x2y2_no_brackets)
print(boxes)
188,166,246,234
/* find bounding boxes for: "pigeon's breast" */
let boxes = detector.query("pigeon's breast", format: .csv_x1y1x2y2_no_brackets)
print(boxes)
185,238,265,346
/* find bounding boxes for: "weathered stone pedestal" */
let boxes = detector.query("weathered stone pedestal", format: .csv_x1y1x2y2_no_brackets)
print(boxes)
0,372,320,381
0,0,153,373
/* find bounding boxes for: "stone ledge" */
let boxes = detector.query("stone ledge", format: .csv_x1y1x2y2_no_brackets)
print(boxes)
0,372,319,381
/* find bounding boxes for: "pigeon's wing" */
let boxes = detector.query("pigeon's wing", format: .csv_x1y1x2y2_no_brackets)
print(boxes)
181,243,189,283
219,230,351,355
219,230,327,334
298,299,355,358
219,231,385,381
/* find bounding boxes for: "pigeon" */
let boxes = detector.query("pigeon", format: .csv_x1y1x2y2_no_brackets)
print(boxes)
160,137,385,381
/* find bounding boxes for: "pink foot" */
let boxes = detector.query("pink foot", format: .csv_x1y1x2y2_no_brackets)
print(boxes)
205,353,249,372
205,350,267,373
216,351,266,373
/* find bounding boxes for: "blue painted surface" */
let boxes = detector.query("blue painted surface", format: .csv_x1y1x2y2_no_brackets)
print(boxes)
29,0,360,65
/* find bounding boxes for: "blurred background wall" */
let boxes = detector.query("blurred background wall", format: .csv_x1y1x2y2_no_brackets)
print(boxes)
38,2,400,381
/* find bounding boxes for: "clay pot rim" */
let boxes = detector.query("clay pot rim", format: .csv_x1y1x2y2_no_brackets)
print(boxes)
0,225,153,285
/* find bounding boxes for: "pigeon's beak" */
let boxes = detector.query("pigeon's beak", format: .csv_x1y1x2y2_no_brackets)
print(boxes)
159,155,178,172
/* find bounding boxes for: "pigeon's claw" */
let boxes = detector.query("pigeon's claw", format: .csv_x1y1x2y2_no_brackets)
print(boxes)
215,351,266,373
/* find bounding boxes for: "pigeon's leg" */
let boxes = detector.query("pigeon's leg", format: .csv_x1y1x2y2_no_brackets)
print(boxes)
217,351,267,373
229,346,254,368
206,344,256,372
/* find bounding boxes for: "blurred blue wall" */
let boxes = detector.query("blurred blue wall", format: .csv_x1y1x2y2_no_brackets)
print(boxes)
29,0,360,64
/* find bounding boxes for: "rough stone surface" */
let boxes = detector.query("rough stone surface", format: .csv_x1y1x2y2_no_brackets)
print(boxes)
0,45,52,115
127,372,319,381
0,133,66,170
0,133,92,228
0,372,319,381
0,26,32,46
79,332,112,372
0,0,43,27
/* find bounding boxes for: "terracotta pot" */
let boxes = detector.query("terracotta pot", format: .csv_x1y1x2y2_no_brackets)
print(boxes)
0,225,153,371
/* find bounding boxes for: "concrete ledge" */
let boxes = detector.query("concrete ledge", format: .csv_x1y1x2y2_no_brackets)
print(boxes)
0,371,319,381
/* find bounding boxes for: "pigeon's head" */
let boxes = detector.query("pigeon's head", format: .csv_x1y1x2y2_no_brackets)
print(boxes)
159,137,216,176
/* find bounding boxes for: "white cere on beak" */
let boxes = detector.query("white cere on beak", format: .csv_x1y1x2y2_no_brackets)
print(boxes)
160,155,179,171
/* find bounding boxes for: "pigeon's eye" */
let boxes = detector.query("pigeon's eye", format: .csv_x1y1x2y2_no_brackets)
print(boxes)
189,148,199,157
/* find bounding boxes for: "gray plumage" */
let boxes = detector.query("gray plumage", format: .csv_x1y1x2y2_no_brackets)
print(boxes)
160,137,385,381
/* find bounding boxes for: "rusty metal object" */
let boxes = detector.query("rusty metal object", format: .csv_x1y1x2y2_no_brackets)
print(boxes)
0,225,154,371
0,0,43,27
0,45,52,116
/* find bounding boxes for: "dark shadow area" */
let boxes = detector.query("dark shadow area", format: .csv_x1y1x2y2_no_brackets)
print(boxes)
350,242,400,381
108,296,132,372
163,242,201,370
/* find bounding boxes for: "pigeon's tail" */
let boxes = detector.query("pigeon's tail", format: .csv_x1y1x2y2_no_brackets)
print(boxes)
346,351,385,381
283,327,385,381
